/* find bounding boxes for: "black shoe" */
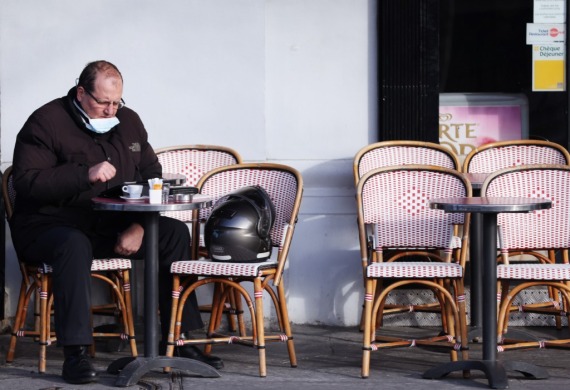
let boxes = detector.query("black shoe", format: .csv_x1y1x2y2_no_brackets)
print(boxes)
174,345,224,370
62,346,98,384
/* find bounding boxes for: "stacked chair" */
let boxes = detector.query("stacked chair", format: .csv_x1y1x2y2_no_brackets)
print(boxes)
357,164,470,378
353,141,462,330
463,140,570,330
2,166,137,373
481,165,570,350
165,163,303,377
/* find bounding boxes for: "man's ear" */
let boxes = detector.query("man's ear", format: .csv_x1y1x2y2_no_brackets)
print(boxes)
76,85,85,103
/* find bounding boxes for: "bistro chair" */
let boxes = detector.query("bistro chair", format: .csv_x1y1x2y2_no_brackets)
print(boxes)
464,140,570,329
155,144,243,330
354,140,461,185
353,141,461,330
358,165,470,378
2,166,137,373
165,163,303,377
463,139,570,173
155,144,242,222
481,164,570,350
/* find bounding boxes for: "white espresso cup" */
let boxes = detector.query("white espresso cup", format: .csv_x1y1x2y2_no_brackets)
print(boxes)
122,184,143,198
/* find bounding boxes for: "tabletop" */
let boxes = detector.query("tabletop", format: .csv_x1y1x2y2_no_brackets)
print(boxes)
430,196,552,213
91,195,212,212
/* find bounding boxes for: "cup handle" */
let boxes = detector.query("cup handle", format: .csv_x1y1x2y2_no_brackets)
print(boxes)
122,185,129,193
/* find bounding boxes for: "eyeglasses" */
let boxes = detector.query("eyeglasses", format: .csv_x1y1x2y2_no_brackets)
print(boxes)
84,88,125,109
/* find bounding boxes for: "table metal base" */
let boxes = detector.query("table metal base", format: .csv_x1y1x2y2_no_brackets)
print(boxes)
108,356,220,387
423,359,548,389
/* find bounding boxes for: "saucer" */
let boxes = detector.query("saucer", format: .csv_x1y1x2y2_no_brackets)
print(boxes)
120,196,148,202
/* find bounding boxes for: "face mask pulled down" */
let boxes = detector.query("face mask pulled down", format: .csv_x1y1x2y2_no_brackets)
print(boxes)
86,117,120,134
74,100,120,134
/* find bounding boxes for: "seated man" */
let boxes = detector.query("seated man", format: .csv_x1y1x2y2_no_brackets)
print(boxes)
10,60,222,385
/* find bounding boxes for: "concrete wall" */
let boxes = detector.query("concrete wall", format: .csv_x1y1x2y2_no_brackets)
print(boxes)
0,0,377,326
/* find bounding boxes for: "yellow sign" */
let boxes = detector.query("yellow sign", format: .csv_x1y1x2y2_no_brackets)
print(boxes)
532,44,565,91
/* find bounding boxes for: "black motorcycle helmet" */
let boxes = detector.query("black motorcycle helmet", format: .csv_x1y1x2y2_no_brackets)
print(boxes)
205,185,276,263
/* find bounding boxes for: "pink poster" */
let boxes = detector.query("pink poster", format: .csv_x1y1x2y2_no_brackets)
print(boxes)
439,105,523,158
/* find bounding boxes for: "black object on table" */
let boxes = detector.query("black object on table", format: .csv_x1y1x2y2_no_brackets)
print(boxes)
162,172,187,186
92,196,220,387
423,196,551,389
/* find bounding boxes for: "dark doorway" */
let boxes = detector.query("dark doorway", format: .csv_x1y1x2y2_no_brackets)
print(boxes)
440,0,568,147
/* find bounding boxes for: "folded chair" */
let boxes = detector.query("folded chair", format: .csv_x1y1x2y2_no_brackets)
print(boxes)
358,165,470,378
3,166,137,373
354,141,461,330
481,164,570,350
155,144,243,330
165,163,303,377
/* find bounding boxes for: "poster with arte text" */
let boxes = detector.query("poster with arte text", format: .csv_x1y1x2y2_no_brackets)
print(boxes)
439,105,523,161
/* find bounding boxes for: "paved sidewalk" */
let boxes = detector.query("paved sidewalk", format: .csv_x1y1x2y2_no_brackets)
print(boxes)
1,324,570,389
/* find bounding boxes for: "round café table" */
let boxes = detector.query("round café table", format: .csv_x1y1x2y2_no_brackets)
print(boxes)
92,196,219,387
423,196,551,389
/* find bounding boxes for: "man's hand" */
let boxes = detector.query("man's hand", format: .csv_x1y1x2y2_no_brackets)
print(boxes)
114,223,144,256
89,161,116,183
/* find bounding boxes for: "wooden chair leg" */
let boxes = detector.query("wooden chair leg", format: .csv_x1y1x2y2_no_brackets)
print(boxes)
121,270,138,356
166,275,182,359
6,277,32,363
39,276,50,373
222,284,238,332
361,279,374,378
253,278,267,378
277,282,297,367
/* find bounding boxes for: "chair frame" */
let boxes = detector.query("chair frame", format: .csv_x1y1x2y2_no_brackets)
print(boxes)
155,144,243,329
480,164,570,350
357,165,471,378
464,141,570,331
353,141,462,330
165,162,303,377
3,166,137,372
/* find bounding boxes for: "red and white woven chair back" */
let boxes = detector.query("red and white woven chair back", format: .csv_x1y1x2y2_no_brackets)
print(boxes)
156,145,242,221
198,164,301,250
156,146,241,187
465,141,569,173
356,142,460,182
483,165,570,250
359,166,468,250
